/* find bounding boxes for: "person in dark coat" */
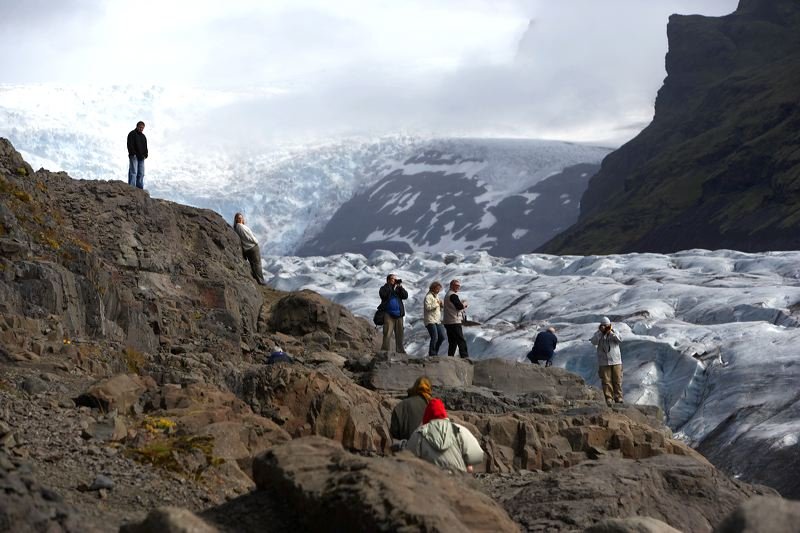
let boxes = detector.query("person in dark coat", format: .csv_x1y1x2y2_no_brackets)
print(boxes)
379,273,408,353
126,121,148,189
527,326,558,367
390,376,432,442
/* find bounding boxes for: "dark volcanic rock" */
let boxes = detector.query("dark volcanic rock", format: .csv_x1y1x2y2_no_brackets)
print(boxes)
253,436,520,533
482,454,776,532
540,0,800,254
0,450,95,533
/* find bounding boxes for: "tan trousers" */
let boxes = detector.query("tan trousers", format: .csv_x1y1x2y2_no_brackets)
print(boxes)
381,315,405,353
598,364,623,404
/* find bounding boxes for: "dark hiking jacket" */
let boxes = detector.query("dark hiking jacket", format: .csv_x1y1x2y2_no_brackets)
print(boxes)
390,394,427,440
127,129,148,159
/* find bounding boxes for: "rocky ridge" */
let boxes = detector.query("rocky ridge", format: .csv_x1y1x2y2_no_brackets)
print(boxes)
540,0,800,255
1,137,798,532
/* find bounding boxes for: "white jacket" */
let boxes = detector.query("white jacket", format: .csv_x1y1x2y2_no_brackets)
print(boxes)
591,328,622,366
406,419,484,473
423,291,442,325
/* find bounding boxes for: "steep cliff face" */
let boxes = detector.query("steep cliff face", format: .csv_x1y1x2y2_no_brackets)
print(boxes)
540,0,800,254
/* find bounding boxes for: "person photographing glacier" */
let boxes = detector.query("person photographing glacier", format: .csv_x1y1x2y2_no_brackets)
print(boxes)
591,317,623,406
379,273,408,353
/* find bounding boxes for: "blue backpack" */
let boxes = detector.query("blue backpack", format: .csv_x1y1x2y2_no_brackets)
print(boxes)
386,294,401,318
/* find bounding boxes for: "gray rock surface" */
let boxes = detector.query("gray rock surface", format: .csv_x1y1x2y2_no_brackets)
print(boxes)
715,496,800,533
481,454,776,532
253,436,521,533
120,506,219,533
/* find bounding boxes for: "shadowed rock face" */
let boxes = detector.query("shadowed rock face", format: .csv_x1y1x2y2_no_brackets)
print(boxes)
540,0,800,255
481,454,775,532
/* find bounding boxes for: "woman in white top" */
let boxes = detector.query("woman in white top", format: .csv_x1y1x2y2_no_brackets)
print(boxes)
233,213,267,285
423,281,445,356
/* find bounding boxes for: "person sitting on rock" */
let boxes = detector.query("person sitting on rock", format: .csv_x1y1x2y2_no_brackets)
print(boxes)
591,316,623,406
526,326,557,367
390,376,432,443
406,398,484,474
233,212,267,285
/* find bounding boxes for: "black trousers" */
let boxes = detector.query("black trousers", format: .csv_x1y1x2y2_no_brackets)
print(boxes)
243,245,266,284
444,324,468,358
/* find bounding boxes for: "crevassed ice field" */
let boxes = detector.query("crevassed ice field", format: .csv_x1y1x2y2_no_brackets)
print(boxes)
264,248,800,470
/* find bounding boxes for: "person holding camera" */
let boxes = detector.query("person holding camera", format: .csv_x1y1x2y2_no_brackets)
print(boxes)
379,273,409,353
443,279,469,358
590,316,623,406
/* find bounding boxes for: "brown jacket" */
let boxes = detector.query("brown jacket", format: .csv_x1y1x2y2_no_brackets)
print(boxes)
390,394,427,440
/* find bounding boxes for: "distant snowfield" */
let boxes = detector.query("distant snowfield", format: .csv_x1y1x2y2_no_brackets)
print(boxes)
1,84,609,255
263,248,800,456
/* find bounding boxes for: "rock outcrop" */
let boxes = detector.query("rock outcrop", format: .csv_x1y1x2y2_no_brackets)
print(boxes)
540,0,800,254
252,436,520,533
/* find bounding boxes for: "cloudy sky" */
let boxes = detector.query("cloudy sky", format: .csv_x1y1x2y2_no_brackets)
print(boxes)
1,0,739,146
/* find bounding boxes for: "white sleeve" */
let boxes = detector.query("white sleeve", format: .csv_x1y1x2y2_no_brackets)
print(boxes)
455,423,484,466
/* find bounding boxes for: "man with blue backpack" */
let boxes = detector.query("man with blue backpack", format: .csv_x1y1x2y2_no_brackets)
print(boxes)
379,273,409,353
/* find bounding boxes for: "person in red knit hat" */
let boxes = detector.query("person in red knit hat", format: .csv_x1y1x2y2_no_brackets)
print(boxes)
406,398,484,473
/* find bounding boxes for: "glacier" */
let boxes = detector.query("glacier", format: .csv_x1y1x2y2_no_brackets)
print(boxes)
263,248,800,492
0,84,609,255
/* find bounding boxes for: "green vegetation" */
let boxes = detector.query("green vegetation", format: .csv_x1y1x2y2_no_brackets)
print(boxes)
128,434,224,480
121,346,146,374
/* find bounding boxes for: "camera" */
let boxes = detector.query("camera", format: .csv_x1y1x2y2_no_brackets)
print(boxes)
395,279,403,284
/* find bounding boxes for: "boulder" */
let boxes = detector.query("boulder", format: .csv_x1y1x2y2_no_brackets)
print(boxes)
585,517,681,532
76,374,147,413
715,496,800,533
472,358,600,401
484,454,776,532
253,436,520,533
241,365,392,454
119,506,219,533
267,290,378,353
366,355,474,392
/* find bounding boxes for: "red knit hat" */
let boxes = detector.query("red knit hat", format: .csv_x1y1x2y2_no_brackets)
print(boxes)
422,398,448,424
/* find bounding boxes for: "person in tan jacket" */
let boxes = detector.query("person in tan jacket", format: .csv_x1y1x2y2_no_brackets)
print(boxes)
406,398,484,473
442,279,469,358
423,282,445,356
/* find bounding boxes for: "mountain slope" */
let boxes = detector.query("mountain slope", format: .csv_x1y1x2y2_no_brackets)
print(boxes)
540,0,800,254
297,140,606,257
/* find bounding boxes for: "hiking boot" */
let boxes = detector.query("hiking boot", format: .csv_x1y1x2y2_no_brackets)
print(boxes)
605,400,613,407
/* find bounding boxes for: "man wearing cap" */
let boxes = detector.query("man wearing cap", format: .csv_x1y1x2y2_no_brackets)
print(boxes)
590,317,623,406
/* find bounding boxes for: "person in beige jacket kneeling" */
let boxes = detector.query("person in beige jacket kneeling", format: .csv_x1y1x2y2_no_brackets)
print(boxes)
406,398,484,473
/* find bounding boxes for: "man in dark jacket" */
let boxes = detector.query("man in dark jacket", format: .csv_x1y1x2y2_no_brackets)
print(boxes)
442,279,469,358
527,326,557,367
126,121,148,189
379,273,408,353
390,376,431,442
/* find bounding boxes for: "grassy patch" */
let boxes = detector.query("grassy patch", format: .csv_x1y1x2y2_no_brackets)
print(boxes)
127,434,224,480
122,346,146,374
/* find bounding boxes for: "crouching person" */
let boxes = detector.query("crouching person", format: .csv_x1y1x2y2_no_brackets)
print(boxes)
406,398,484,473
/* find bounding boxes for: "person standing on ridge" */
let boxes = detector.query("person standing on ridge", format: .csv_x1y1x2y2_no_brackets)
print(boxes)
233,213,267,285
591,316,623,406
379,273,408,353
527,326,557,367
126,121,148,189
443,279,469,358
423,281,446,356
390,376,432,442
